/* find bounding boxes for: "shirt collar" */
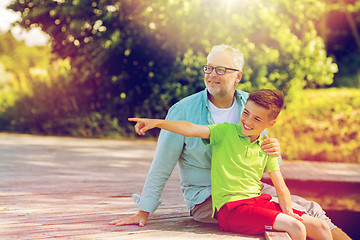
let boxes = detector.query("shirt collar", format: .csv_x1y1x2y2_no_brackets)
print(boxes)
204,89,245,109
234,89,245,103
203,88,246,125
236,124,265,145
203,89,210,109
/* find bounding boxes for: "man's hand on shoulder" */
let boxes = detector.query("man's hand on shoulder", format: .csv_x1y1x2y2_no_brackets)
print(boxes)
109,210,150,227
261,135,281,157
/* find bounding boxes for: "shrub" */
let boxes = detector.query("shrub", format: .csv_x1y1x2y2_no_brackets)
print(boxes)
269,88,360,163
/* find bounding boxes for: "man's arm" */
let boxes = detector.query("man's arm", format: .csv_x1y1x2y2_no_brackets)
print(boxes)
110,105,208,227
110,125,183,226
128,118,210,139
269,170,303,221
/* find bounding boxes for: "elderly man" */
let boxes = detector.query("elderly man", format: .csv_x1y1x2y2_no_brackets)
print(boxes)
110,45,350,240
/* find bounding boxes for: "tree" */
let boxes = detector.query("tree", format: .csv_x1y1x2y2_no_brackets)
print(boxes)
7,0,337,136
315,0,360,87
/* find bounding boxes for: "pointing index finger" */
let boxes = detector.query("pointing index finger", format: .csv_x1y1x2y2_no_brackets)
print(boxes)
128,118,139,122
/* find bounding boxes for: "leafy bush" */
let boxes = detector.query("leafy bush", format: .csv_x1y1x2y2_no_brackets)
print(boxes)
269,88,360,163
7,0,337,130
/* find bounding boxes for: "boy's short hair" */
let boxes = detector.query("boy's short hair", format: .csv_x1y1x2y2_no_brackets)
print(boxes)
247,89,284,119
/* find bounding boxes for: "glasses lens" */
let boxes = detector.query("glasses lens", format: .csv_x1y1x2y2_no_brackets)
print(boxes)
216,67,226,75
203,65,212,74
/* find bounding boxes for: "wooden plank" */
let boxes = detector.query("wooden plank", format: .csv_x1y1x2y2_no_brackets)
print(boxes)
0,133,264,240
264,231,291,240
1,133,358,239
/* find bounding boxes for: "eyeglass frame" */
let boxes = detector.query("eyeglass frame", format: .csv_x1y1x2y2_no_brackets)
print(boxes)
202,65,240,75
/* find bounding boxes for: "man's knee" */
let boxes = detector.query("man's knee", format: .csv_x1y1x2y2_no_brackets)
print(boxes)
289,194,337,230
190,197,218,224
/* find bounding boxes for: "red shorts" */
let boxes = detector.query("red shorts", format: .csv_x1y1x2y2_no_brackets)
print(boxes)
216,194,305,235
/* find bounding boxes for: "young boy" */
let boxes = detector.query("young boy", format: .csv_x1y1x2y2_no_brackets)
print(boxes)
128,89,332,240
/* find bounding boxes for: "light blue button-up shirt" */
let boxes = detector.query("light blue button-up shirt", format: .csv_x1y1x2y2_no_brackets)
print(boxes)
132,89,281,213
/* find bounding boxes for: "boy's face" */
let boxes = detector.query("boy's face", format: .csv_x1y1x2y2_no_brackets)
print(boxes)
240,100,276,142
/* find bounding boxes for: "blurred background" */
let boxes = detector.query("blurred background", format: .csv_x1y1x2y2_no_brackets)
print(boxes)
0,0,359,238
2,0,359,164
0,0,359,159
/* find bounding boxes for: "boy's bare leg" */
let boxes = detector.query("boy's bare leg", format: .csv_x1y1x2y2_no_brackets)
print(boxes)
192,193,351,240
261,183,351,240
301,214,333,240
273,213,306,240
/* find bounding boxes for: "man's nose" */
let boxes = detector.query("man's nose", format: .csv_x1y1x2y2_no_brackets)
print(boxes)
209,69,218,77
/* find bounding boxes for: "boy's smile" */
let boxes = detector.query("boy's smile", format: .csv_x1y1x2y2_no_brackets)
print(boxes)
240,100,276,142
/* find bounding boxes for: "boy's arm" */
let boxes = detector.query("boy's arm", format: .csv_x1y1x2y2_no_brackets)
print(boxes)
269,171,303,221
128,118,210,139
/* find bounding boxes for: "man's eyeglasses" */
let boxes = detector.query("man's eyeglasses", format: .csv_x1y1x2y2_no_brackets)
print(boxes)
202,65,239,75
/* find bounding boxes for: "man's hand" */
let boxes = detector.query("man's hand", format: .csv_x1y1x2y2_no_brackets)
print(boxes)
109,210,150,227
261,135,281,157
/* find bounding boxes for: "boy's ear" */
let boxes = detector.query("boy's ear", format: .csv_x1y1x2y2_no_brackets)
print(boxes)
267,119,276,128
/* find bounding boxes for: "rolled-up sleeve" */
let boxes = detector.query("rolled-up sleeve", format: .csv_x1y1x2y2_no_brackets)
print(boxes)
133,105,185,213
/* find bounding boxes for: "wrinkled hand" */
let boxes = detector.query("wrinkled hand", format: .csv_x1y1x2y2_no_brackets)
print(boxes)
261,135,281,157
128,118,157,135
109,210,150,227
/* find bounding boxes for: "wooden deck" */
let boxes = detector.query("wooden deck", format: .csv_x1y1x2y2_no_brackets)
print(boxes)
1,133,359,240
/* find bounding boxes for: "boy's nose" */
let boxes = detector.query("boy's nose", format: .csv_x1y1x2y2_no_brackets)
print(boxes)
244,119,253,127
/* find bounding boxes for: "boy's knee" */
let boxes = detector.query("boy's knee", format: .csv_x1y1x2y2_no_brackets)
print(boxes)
274,213,306,239
294,221,306,236
288,219,306,240
317,219,331,233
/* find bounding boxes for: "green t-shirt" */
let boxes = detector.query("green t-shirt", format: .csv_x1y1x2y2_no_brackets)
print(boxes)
205,123,280,216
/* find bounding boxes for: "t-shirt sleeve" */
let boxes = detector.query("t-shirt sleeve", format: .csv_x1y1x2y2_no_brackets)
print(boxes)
264,155,280,173
202,124,223,146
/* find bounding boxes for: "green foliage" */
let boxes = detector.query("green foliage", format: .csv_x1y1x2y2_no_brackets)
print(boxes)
1,0,357,166
317,1,360,88
0,31,54,120
7,0,337,125
332,54,360,88
269,88,360,163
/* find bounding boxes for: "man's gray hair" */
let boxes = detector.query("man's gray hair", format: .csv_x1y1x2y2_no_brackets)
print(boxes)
208,44,244,71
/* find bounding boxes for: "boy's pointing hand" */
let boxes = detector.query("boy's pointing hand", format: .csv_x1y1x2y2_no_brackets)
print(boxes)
128,118,158,135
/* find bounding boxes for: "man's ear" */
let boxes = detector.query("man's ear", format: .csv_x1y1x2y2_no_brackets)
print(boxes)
267,119,276,129
235,71,243,84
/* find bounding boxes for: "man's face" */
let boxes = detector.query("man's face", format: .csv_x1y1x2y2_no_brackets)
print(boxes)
204,50,241,98
240,100,276,142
